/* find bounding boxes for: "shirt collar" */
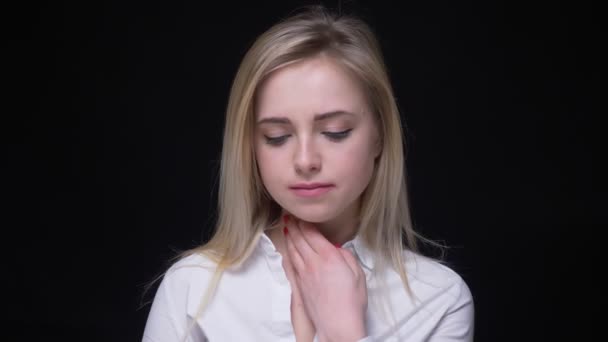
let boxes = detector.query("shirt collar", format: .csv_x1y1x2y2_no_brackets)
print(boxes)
342,234,375,271
259,229,375,272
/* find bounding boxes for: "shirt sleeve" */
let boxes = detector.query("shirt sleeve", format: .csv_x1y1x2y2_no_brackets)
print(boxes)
142,268,208,342
428,277,475,341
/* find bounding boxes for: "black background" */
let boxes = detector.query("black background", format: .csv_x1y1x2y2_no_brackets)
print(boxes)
6,0,601,341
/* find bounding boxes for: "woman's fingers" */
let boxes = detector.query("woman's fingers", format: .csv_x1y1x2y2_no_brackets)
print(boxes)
280,219,317,342
284,224,306,273
284,216,319,268
280,214,369,340
298,220,338,256
281,230,297,280
283,214,361,278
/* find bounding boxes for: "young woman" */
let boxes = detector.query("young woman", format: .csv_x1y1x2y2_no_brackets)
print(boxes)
143,6,474,342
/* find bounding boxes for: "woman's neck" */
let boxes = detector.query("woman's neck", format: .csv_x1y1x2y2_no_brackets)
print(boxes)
280,198,361,247
314,210,359,247
265,210,359,261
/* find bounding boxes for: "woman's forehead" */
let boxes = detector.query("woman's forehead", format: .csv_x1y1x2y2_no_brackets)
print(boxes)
255,57,369,121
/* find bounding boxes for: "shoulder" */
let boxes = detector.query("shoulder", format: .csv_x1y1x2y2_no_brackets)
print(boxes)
399,251,475,339
165,253,217,278
143,253,219,340
169,252,218,274
402,249,473,304
403,250,466,287
161,252,219,292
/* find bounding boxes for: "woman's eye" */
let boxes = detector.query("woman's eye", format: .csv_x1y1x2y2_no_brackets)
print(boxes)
264,135,290,146
323,129,353,141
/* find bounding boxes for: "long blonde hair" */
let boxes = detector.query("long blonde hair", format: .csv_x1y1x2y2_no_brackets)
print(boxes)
173,5,442,340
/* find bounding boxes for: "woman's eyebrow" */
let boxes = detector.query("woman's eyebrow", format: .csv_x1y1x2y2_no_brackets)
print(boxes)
256,110,355,125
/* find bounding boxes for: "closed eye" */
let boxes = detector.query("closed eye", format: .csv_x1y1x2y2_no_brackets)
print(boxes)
263,129,353,146
264,134,290,146
323,129,353,141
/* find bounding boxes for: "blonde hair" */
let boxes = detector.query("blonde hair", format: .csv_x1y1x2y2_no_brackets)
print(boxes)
169,5,443,340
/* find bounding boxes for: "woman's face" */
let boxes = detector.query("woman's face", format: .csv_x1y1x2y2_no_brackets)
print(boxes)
254,55,381,223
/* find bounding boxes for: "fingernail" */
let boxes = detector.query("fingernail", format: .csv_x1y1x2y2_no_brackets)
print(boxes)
283,226,289,235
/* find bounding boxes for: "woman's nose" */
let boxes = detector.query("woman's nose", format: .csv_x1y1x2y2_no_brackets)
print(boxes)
293,138,321,175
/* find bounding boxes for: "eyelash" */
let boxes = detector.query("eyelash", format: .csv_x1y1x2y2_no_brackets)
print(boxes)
264,129,353,146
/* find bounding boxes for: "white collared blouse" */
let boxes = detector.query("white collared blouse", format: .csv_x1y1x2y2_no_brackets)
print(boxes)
143,231,474,341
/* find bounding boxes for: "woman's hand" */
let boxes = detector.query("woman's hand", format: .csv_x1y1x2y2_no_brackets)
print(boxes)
281,221,316,342
283,215,368,342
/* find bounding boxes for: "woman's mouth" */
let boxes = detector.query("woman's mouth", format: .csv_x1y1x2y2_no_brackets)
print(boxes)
289,183,335,198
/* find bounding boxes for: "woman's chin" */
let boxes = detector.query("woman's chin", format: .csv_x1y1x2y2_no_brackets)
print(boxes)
282,208,334,224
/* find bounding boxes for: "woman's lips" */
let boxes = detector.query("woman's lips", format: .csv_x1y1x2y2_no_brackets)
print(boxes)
290,185,334,198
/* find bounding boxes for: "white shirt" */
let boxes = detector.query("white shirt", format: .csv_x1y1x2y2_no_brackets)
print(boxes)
143,232,474,341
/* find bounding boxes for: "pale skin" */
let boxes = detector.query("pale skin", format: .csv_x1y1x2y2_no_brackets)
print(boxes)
271,215,368,342
255,55,381,341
